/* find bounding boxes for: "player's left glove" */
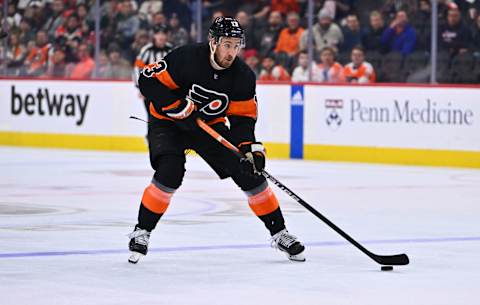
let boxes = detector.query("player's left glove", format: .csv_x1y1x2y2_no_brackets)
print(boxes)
239,142,266,175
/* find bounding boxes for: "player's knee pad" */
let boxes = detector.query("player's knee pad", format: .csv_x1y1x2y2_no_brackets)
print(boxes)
141,178,176,214
244,181,280,217
153,154,186,189
231,170,267,192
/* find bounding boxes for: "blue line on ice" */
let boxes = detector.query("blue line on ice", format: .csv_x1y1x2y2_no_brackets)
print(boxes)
1,236,479,259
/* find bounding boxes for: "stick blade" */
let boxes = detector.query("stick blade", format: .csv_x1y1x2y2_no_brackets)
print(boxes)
374,253,409,266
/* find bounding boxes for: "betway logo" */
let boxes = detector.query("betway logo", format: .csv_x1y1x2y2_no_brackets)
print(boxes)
350,99,474,126
10,86,89,126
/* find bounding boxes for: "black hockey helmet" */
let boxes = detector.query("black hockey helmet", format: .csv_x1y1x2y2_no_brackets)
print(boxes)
208,16,245,47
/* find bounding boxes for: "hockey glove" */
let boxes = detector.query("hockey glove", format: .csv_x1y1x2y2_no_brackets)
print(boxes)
162,98,198,131
239,142,266,175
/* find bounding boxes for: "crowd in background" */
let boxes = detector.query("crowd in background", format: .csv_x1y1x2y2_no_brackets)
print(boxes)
1,0,480,83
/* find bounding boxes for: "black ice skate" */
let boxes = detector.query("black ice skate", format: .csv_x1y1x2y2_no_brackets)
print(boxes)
271,229,306,262
128,225,151,264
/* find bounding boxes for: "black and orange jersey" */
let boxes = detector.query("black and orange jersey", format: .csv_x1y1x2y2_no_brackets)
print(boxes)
138,42,258,145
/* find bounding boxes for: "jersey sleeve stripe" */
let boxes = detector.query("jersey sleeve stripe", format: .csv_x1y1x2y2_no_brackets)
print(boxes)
135,58,146,68
149,102,174,121
155,70,179,90
161,99,182,111
226,98,257,119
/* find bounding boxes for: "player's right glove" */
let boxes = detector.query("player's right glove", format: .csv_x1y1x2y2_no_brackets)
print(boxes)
239,142,266,175
162,98,198,131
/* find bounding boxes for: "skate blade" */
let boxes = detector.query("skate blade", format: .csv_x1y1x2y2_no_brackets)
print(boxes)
128,252,144,264
287,253,306,262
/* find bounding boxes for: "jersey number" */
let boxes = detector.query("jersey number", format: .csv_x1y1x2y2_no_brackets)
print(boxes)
142,60,167,78
188,84,229,116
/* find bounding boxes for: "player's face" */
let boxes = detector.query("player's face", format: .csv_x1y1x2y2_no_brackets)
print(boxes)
214,37,242,68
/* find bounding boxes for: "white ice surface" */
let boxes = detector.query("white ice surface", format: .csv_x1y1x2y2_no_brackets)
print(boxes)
0,147,479,305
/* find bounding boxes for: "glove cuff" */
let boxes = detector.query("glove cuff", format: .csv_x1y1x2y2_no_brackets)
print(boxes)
239,141,265,155
163,98,195,120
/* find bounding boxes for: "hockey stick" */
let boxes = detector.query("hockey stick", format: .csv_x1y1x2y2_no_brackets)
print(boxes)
196,118,409,266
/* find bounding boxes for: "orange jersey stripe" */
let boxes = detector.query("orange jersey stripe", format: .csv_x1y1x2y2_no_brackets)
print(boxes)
226,98,257,119
135,58,146,69
155,69,179,90
141,183,173,214
161,99,182,111
248,186,279,216
149,103,174,121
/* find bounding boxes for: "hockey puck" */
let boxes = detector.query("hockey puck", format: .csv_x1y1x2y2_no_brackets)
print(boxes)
381,266,393,271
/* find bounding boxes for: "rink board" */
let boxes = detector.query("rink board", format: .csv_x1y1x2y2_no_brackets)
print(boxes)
1,79,479,167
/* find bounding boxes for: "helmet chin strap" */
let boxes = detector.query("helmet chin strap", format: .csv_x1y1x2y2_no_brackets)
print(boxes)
209,39,227,71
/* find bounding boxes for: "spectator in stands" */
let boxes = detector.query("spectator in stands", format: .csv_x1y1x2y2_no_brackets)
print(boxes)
96,50,111,79
24,1,46,32
46,47,68,78
257,11,283,56
343,46,376,83
236,10,258,50
275,12,304,57
24,30,51,76
341,14,362,53
362,11,386,52
69,44,95,79
77,5,94,45
439,7,472,56
55,14,83,64
244,49,261,78
466,1,480,26
5,33,27,76
138,0,162,21
99,0,119,50
317,46,345,83
43,0,66,39
271,0,300,15
300,9,344,53
168,13,189,47
151,12,168,30
322,0,355,23
472,15,480,55
291,51,322,82
382,0,418,20
163,0,192,31
18,19,35,45
104,43,132,79
116,0,141,49
411,0,432,51
259,52,291,81
77,3,93,29
381,9,416,56
130,29,149,62
6,2,22,29
55,13,83,46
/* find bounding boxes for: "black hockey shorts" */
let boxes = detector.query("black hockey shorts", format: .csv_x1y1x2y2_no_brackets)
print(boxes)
147,119,266,191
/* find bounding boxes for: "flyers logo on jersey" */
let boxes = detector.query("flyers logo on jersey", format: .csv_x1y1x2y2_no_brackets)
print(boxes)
187,84,229,116
142,60,167,78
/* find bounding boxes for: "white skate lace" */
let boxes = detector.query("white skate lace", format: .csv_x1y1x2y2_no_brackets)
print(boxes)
271,229,298,249
128,229,150,246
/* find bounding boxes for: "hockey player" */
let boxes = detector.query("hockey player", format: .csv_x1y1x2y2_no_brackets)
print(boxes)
128,17,305,264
